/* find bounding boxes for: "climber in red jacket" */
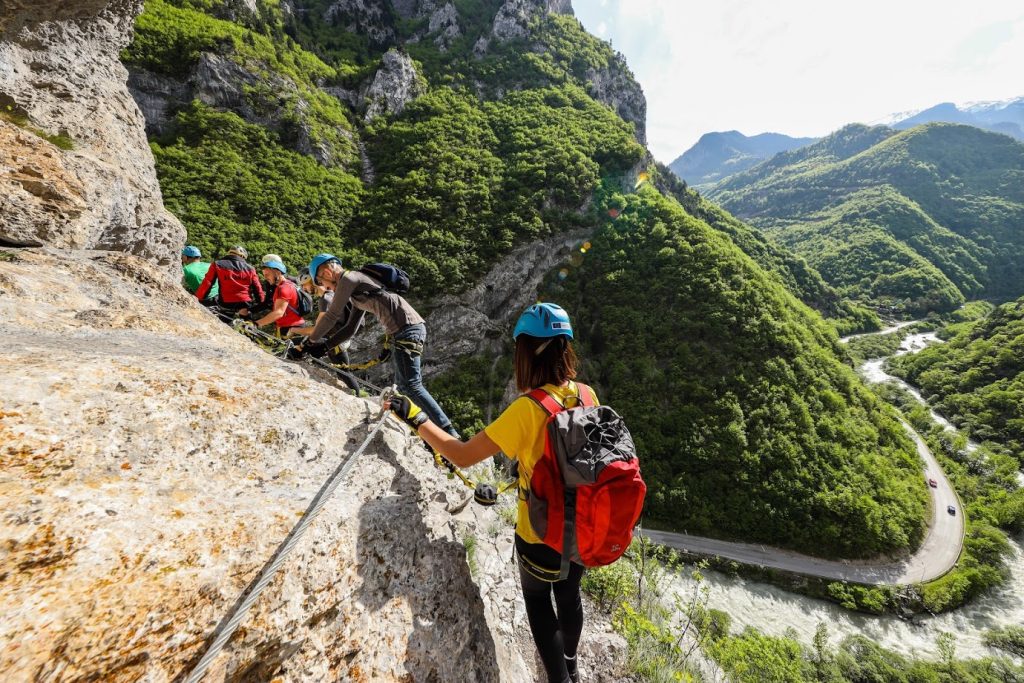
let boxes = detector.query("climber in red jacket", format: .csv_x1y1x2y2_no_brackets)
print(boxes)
195,245,264,318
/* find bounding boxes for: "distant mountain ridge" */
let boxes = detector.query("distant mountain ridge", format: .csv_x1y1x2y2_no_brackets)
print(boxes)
878,96,1024,140
668,130,817,189
670,96,1023,192
709,122,1024,316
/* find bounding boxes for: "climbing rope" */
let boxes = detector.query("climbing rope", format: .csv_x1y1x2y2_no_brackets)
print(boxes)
209,307,386,395
311,336,423,373
305,355,387,396
431,450,517,507
181,386,395,683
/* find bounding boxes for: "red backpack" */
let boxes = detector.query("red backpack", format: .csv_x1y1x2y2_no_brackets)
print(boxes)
526,383,647,579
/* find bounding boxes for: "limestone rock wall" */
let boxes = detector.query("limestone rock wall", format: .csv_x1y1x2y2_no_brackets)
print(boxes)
0,248,629,682
363,49,427,121
0,0,183,263
422,228,592,377
0,1,638,677
587,58,648,146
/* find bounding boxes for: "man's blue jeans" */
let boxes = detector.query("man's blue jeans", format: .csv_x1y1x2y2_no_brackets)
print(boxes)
392,323,459,437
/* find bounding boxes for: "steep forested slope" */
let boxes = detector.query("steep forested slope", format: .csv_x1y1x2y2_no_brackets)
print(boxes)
655,166,880,335
710,123,1024,316
124,0,645,296
891,297,1024,462
125,0,927,558
553,187,925,556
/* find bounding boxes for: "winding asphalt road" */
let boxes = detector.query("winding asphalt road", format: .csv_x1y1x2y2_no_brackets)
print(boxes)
642,330,965,585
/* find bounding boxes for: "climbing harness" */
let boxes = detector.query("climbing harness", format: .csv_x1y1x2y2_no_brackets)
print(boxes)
327,336,423,372
181,385,396,683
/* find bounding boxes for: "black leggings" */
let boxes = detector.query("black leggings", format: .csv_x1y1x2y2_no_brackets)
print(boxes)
517,538,584,683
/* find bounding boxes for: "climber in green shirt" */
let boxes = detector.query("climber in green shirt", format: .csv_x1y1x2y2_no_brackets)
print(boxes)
181,245,217,301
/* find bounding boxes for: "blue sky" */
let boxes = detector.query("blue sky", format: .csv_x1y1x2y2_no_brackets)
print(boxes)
572,0,1024,161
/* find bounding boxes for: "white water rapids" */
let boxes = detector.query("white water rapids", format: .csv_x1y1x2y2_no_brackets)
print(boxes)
666,326,1024,661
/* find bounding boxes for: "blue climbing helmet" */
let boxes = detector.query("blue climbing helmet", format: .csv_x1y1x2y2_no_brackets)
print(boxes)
182,245,201,258
308,253,341,284
263,260,287,274
513,303,574,340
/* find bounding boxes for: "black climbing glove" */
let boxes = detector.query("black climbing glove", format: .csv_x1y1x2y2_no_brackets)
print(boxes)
376,345,393,363
304,338,328,358
286,344,307,361
388,394,429,431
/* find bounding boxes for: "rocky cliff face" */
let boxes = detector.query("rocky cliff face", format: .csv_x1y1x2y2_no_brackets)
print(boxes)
127,52,355,168
423,228,592,377
482,0,646,145
491,0,573,40
324,48,426,127
363,49,427,121
0,248,633,681
0,0,183,263
587,58,647,146
0,2,632,680
323,0,396,46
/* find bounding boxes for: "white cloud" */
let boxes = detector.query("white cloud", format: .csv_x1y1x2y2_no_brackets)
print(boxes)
572,0,1024,161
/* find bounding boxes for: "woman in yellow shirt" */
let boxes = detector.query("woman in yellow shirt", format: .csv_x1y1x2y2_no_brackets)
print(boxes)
387,303,589,683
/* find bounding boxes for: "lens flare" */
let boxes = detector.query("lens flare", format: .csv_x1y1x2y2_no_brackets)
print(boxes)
558,268,569,280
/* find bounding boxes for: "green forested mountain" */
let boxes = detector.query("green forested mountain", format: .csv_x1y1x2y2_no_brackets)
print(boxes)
668,129,817,189
554,187,925,556
710,123,1024,316
125,0,927,557
125,0,646,296
891,297,1024,461
654,166,880,335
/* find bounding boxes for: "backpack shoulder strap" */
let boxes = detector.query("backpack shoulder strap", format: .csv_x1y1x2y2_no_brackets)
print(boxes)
281,280,302,316
353,267,386,297
574,382,596,408
526,388,564,417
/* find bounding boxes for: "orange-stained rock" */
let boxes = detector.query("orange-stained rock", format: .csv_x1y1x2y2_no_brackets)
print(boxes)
0,0,183,263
